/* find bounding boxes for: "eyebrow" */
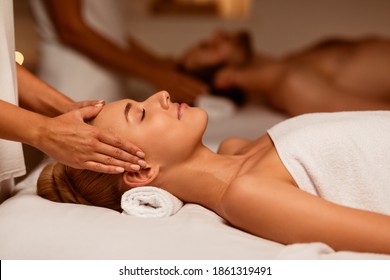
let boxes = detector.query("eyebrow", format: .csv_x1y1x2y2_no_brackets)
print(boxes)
124,102,132,122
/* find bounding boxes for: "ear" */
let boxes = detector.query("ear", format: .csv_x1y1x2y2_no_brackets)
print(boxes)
122,166,159,188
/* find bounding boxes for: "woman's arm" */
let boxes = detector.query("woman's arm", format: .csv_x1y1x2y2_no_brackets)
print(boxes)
221,177,390,254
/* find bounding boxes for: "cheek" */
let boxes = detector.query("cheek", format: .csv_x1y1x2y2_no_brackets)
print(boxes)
133,110,207,162
129,118,176,160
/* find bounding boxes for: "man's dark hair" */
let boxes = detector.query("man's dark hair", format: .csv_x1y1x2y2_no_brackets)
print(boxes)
178,31,254,105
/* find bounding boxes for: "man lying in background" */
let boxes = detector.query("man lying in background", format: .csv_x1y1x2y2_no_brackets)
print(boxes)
178,30,254,105
178,30,390,115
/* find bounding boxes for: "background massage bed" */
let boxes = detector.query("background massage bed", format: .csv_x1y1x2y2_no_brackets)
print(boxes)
0,102,389,260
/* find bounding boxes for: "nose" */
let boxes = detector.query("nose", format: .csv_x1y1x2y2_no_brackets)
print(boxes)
156,90,170,109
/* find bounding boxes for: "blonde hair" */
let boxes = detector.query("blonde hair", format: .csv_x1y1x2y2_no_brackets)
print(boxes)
37,162,124,212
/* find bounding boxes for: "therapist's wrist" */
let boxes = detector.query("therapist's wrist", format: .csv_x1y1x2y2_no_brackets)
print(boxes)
22,113,50,151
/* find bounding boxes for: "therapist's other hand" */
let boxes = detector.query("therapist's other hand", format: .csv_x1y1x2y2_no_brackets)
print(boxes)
37,103,146,174
213,64,263,99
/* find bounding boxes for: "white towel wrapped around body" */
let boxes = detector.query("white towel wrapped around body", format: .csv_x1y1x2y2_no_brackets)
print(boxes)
121,187,183,218
267,111,390,215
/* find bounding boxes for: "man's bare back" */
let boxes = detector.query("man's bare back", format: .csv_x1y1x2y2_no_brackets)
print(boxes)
212,36,390,115
286,37,390,102
180,31,390,115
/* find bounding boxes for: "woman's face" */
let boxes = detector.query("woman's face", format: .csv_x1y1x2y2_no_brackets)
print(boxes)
92,91,208,166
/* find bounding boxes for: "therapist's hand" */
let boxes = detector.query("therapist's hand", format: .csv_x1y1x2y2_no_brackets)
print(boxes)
37,103,146,174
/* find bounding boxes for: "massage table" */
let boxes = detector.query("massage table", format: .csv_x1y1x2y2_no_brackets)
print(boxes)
1,102,389,260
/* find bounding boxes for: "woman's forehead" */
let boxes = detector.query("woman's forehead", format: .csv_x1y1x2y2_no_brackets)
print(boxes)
104,99,133,113
95,99,133,123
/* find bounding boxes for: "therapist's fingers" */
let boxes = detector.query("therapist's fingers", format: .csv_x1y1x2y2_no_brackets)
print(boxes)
83,161,126,174
95,131,147,167
42,105,147,174
70,100,106,111
77,102,105,120
82,152,147,174
75,105,147,170
75,103,148,168
80,134,148,173
61,100,106,113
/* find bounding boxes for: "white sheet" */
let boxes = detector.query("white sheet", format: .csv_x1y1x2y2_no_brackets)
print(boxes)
0,104,389,260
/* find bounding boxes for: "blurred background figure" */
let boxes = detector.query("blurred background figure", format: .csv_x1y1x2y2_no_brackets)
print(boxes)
178,29,254,105
179,30,390,115
29,0,208,104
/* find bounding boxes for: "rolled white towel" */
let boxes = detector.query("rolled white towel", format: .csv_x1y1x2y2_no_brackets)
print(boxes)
121,186,183,218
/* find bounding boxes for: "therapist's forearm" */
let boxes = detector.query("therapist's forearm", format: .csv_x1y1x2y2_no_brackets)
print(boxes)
45,0,164,84
57,25,165,83
0,99,47,147
17,64,75,117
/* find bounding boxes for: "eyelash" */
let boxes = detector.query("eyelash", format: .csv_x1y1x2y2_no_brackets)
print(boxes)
141,108,146,121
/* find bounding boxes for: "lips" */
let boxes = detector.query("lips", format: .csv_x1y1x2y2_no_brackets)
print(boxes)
177,103,188,120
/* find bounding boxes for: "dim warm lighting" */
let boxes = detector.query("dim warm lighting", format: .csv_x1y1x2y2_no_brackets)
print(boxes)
217,0,251,19
15,51,24,65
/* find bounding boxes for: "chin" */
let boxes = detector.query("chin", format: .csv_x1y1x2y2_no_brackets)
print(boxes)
195,107,208,125
198,109,209,135
185,107,208,137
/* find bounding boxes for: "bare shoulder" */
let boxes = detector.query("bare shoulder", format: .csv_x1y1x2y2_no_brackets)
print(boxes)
218,175,304,243
217,137,252,155
220,175,295,221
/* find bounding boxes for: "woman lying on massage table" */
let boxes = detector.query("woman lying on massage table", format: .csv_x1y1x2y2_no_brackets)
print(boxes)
37,91,390,254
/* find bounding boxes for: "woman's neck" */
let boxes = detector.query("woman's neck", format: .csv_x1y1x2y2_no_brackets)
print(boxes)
155,144,248,216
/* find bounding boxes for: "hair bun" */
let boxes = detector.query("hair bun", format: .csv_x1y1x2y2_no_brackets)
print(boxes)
37,162,123,211
37,162,90,205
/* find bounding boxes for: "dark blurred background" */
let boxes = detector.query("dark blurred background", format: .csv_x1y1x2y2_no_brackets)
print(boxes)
14,0,390,73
